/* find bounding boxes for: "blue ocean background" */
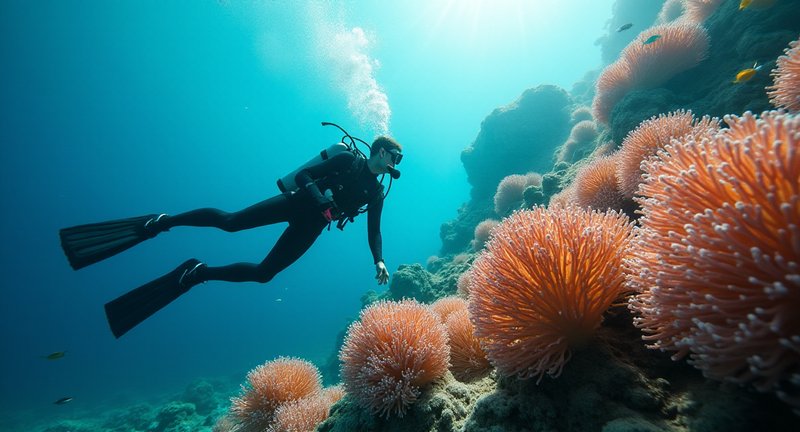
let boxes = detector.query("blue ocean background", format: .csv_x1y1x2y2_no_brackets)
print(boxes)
0,0,614,427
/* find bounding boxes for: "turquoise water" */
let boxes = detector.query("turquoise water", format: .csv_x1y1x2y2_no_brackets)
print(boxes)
0,1,614,428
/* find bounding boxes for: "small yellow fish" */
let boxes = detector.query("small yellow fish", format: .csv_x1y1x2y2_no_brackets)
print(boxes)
44,351,66,360
732,62,763,83
643,35,661,45
746,0,777,9
739,0,752,10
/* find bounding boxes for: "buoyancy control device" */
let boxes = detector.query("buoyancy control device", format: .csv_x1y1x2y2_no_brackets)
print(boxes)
276,122,398,197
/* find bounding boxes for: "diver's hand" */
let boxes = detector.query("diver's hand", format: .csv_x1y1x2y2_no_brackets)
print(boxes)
375,261,389,285
317,196,338,222
321,207,334,222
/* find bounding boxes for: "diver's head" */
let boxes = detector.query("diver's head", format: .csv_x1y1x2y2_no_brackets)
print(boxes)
368,136,403,176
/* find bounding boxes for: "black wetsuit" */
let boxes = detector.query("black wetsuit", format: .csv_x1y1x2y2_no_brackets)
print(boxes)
161,151,384,283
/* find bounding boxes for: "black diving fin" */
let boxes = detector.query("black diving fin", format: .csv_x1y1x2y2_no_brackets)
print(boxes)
104,259,202,338
59,214,165,270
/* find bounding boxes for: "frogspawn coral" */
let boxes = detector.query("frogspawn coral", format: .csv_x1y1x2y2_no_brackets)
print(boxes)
340,299,450,418
469,206,634,382
268,386,345,432
616,110,720,198
230,357,322,432
627,111,800,410
593,22,709,124
768,37,800,112
446,309,492,382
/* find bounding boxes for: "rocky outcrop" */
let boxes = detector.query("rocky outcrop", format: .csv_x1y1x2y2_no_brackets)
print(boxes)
461,85,572,201
608,1,800,144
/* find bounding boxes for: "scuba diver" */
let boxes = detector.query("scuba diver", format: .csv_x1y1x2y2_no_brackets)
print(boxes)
59,123,403,338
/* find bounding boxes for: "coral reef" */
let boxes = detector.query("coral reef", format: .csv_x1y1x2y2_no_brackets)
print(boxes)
461,85,572,201
492,174,530,215
182,380,218,416
493,173,542,216
572,155,626,211
571,105,594,123
656,0,684,25
321,309,798,431
441,86,576,255
31,5,799,432
460,313,797,432
430,296,468,323
593,22,710,124
768,36,800,111
269,386,344,432
152,402,202,432
384,261,470,303
445,309,492,383
101,404,155,431
522,184,546,208
681,0,725,24
557,120,599,163
319,4,800,431
627,110,800,410
340,299,450,418
596,0,666,65
318,374,495,432
35,377,239,432
439,197,495,256
607,0,800,143
470,206,634,381
615,110,720,199
470,219,499,251
229,357,322,431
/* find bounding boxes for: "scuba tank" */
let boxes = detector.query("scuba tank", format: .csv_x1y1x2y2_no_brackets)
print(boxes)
276,142,349,193
276,122,397,202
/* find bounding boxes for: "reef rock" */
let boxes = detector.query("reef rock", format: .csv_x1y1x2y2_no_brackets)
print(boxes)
152,401,203,432
439,197,495,256
319,309,797,432
461,309,797,432
609,0,800,144
383,261,470,304
461,85,572,201
318,374,495,432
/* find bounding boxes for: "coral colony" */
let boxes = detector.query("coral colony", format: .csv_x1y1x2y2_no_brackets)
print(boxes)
210,28,799,432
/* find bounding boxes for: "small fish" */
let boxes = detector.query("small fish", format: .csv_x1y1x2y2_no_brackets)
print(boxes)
739,0,752,10
732,62,763,83
44,351,66,360
54,397,73,405
643,35,662,45
275,298,282,302
617,23,633,32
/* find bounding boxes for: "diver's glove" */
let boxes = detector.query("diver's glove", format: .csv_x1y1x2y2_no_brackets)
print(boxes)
304,182,337,221
317,190,339,222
